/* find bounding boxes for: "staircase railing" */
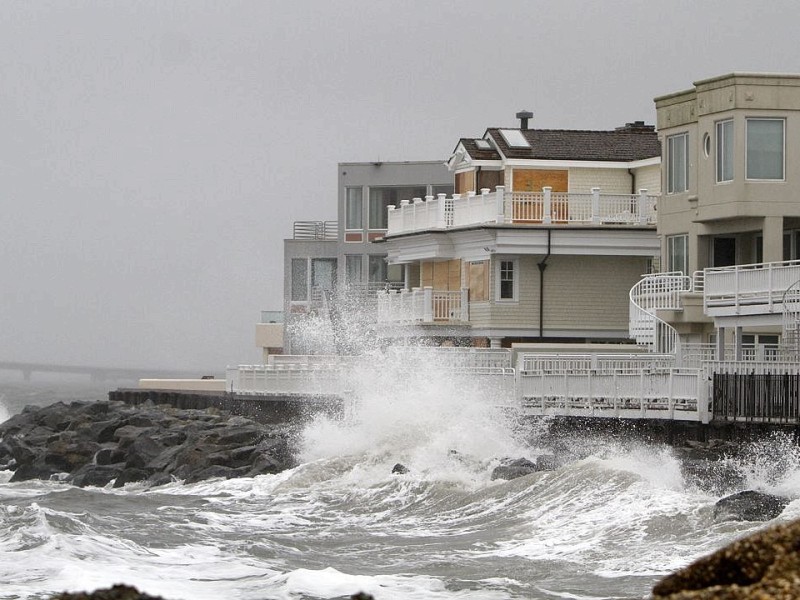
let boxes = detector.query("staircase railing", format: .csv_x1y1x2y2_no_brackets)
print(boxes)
782,279,800,360
629,272,691,355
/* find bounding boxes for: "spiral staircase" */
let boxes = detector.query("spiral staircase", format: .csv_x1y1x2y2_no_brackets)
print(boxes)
629,272,692,355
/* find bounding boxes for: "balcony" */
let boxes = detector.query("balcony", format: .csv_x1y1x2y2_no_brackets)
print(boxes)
376,287,469,325
293,221,337,240
386,186,657,237
702,259,800,317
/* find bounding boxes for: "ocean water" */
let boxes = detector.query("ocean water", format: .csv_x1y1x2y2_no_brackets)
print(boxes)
1,361,799,600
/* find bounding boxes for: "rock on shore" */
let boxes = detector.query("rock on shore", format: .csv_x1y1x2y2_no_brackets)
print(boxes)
0,400,295,487
652,518,800,599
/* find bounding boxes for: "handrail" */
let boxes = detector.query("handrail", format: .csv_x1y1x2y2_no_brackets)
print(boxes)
629,272,690,355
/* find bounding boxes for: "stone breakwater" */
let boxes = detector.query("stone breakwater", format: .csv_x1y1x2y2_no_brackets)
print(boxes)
0,400,295,487
652,518,800,599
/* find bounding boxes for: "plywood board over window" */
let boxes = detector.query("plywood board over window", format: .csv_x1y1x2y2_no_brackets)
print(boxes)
512,169,568,192
455,171,476,195
511,169,569,223
469,261,489,302
421,260,462,290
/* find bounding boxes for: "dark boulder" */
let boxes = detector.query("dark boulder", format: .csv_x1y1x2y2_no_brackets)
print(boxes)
113,467,151,488
491,457,538,481
49,583,167,599
713,490,791,523
391,463,409,474
70,464,123,488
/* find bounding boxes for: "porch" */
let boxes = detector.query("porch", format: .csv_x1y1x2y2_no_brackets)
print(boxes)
376,287,469,324
386,186,657,236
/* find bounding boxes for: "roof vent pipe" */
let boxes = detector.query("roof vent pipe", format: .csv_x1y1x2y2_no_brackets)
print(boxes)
516,110,533,130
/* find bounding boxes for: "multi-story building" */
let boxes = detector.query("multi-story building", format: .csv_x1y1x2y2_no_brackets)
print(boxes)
377,112,662,348
275,162,453,355
634,73,800,363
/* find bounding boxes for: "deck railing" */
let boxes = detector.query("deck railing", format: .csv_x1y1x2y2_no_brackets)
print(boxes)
376,287,469,324
703,259,800,316
386,186,658,236
293,221,338,240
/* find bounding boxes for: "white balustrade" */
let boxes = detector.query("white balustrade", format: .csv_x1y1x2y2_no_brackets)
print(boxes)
376,287,469,324
385,187,658,236
704,260,800,316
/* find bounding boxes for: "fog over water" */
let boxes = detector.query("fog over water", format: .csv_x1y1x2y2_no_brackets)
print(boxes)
2,1,800,371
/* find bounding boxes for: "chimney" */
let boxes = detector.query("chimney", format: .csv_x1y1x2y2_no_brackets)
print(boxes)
616,121,655,133
516,110,533,130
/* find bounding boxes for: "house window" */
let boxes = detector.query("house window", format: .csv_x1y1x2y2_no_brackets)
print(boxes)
368,255,387,283
345,187,363,230
667,133,689,193
667,234,688,275
345,255,363,285
291,258,308,301
746,118,785,180
716,119,734,182
368,186,427,229
496,259,517,301
311,258,336,291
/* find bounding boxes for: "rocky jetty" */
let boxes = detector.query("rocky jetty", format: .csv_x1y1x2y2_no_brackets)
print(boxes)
0,400,295,487
48,585,373,600
652,518,800,599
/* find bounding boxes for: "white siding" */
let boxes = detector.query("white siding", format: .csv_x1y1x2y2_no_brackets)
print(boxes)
568,168,632,194
634,164,661,194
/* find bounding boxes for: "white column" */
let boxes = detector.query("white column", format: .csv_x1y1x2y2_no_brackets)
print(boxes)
638,189,649,224
460,288,469,321
423,287,433,323
542,186,552,224
489,337,502,348
591,187,600,224
734,326,743,361
495,185,506,223
436,193,447,228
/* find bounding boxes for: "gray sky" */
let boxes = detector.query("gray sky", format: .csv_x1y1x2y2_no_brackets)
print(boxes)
2,0,800,371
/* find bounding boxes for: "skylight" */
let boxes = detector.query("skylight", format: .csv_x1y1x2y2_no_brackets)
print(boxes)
499,129,530,148
475,139,491,150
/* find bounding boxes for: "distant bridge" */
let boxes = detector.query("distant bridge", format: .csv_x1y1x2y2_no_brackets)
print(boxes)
0,361,218,383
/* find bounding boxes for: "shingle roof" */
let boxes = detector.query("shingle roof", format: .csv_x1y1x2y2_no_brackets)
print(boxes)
484,127,661,161
458,138,501,160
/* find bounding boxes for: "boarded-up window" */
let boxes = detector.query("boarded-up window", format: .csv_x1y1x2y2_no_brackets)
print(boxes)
469,261,489,301
512,169,568,192
421,260,461,290
455,171,476,194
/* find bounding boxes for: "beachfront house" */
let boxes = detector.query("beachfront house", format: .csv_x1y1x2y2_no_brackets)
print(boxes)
632,73,800,366
377,112,662,348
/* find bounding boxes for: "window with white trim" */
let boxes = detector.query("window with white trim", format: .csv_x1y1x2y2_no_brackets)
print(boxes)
716,119,734,182
345,187,363,230
667,234,688,275
746,118,785,180
667,132,689,193
496,259,518,301
345,255,363,285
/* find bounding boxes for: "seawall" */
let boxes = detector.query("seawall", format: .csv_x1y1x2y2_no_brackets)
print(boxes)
108,389,343,425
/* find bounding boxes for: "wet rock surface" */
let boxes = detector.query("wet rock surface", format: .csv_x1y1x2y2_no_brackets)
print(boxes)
713,490,791,523
0,400,295,487
652,518,800,599
49,584,167,600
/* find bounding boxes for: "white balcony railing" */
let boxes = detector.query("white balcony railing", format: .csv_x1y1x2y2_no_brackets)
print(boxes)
385,186,658,236
376,287,469,324
703,259,800,316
